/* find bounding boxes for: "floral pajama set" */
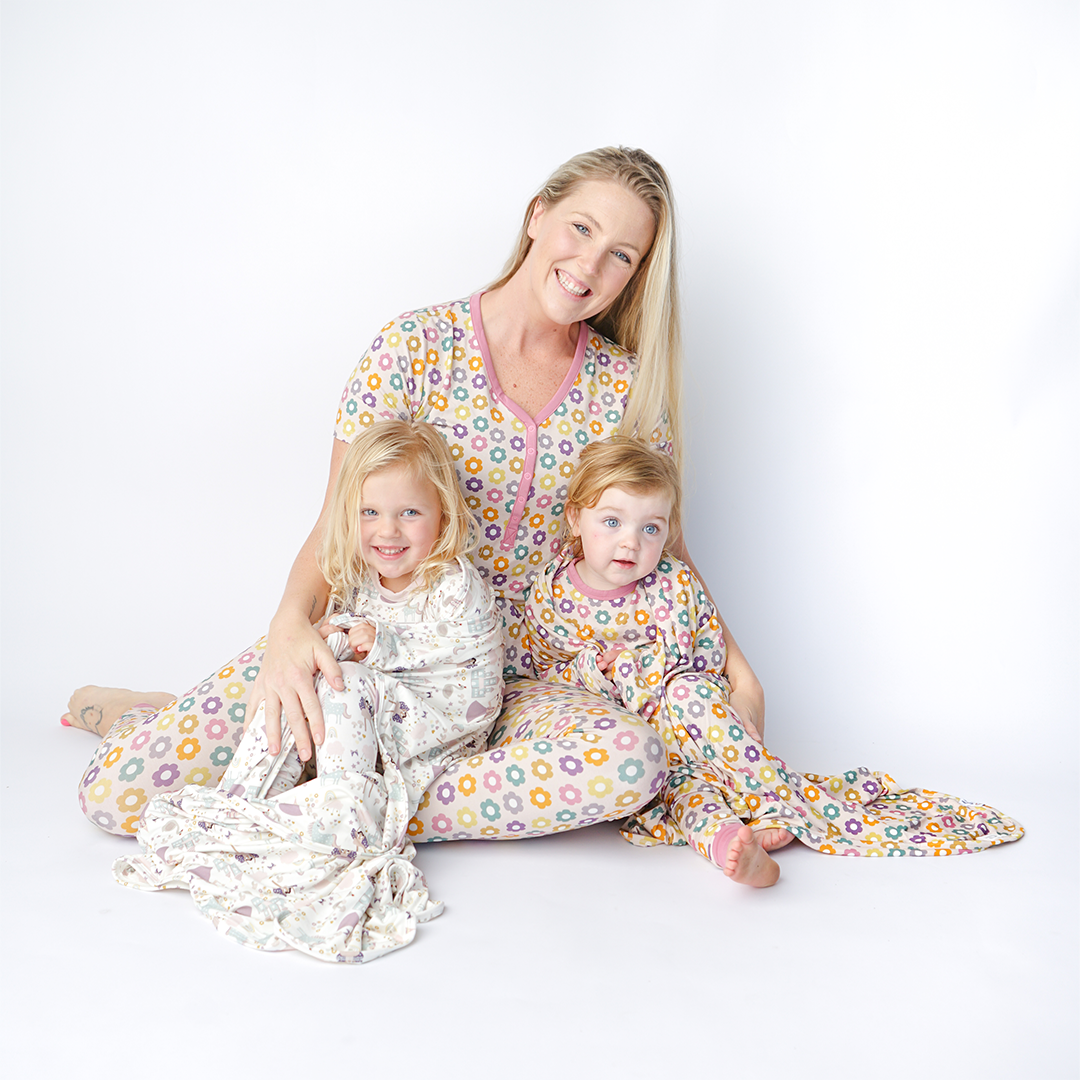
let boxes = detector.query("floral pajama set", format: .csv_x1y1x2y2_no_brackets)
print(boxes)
114,559,505,961
80,294,671,844
524,552,1022,862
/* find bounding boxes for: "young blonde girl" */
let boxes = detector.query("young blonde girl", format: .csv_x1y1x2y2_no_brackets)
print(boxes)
114,421,504,958
524,437,1022,886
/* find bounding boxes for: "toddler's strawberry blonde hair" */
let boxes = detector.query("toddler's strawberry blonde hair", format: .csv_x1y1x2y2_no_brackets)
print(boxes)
318,420,475,607
560,437,681,559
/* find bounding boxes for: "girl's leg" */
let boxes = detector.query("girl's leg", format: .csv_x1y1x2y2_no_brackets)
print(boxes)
655,673,1022,858
77,636,267,836
408,679,667,843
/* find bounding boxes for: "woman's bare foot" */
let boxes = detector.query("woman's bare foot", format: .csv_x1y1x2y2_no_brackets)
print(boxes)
761,829,796,852
62,686,176,736
723,825,781,888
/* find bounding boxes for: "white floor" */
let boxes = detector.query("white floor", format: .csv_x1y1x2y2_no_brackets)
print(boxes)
3,714,1075,1079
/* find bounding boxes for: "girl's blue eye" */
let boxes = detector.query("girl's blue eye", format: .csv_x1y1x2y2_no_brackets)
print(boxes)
643,524,658,535
403,509,419,517
603,518,620,528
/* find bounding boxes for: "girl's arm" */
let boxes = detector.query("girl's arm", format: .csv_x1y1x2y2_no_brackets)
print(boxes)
250,437,349,760
669,537,766,740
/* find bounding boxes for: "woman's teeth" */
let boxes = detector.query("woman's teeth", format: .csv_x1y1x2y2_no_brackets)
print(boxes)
556,269,589,297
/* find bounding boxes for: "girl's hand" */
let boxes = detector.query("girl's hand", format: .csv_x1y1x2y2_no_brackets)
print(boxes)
728,689,764,743
246,612,345,762
597,645,623,674
319,619,376,660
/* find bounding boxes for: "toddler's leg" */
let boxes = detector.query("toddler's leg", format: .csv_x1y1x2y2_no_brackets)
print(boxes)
312,662,378,780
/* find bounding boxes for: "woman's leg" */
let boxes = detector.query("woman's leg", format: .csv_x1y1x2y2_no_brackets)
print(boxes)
407,678,667,842
76,636,267,836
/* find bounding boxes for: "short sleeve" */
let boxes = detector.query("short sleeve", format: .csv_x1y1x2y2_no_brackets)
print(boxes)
333,302,465,443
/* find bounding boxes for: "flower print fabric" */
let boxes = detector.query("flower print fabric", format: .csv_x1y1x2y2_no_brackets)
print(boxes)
113,559,504,962
525,551,1024,862
333,292,671,678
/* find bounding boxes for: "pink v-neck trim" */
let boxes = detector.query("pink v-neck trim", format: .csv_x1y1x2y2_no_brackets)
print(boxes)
568,558,639,599
470,291,589,425
471,291,590,552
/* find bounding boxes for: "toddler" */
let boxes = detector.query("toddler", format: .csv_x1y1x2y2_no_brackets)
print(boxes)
524,438,1021,886
114,421,505,957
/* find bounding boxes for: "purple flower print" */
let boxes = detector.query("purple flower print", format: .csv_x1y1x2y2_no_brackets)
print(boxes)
453,424,468,439
559,755,583,776
509,436,525,452
201,696,223,715
153,763,181,788
436,781,456,806
466,477,482,492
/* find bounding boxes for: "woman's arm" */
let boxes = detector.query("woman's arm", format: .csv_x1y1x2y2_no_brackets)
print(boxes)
669,537,766,740
251,437,349,760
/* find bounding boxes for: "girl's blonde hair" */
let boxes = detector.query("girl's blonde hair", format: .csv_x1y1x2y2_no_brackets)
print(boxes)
560,437,682,559
489,147,683,467
318,420,475,605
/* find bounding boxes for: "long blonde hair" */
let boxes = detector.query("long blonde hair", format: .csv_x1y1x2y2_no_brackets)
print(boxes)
318,421,475,605
489,147,683,467
559,436,682,559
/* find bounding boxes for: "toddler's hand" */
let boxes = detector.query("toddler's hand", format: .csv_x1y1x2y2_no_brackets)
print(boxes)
597,645,623,675
318,619,376,660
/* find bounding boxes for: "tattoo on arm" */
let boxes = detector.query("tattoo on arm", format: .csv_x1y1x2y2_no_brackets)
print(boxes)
308,594,318,620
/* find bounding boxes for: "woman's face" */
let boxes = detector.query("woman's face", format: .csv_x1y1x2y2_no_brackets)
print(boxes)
523,179,656,327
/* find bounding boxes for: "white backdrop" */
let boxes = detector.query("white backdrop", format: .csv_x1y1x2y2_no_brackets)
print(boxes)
2,2,1077,1077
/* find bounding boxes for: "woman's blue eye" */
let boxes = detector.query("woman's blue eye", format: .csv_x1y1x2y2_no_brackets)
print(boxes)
614,250,631,265
575,223,589,235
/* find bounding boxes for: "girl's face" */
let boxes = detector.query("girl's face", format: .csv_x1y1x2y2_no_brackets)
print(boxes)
569,485,672,592
523,179,655,327
358,464,443,591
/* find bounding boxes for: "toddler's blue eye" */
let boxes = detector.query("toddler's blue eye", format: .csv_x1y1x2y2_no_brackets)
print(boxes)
603,518,619,528
643,524,658,535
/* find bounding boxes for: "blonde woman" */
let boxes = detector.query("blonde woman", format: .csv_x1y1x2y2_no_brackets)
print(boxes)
69,146,766,847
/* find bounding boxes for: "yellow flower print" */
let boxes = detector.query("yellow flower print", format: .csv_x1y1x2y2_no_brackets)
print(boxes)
340,419,357,437
118,787,147,814
472,394,488,410
539,475,556,490
531,759,554,781
185,766,212,786
615,790,641,809
511,745,530,761
456,808,477,828
587,776,614,798
480,826,500,837
358,414,374,428
488,468,505,484
103,747,123,769
557,420,571,435
87,779,112,804
511,417,525,432
558,462,574,478
224,682,245,700
455,406,470,421
178,716,198,735
531,817,552,830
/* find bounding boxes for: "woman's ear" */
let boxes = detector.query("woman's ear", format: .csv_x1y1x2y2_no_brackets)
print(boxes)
526,197,545,241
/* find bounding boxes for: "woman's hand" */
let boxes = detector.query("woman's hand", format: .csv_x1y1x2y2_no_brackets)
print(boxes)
247,611,345,761
319,619,376,660
728,688,764,743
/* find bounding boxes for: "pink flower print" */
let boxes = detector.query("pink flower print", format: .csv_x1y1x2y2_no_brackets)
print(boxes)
482,771,502,794
655,606,671,622
204,718,228,741
432,814,452,833
613,730,639,752
671,683,691,701
558,784,582,805
471,436,488,451
130,731,151,751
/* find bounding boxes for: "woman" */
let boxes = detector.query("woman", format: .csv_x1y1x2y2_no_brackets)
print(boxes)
69,146,766,842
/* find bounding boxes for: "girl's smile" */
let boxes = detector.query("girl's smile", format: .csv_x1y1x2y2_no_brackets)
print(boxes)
358,465,443,592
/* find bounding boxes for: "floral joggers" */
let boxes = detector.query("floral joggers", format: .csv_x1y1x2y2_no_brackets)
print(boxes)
77,637,667,844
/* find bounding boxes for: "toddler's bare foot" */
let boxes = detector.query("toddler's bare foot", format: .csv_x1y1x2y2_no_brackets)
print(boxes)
723,825,781,888
761,829,796,852
62,686,176,736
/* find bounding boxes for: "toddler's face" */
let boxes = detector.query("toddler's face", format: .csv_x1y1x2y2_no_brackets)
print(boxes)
570,485,671,591
358,465,443,591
